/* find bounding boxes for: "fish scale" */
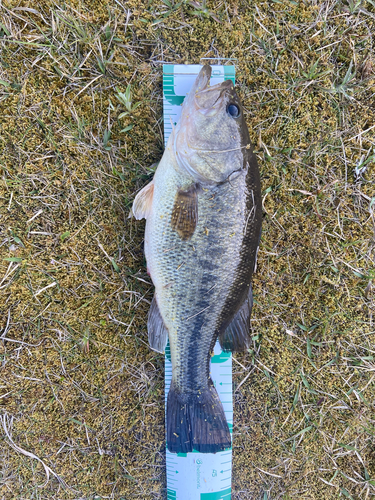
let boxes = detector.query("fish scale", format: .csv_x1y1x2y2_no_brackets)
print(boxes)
133,65,262,455
147,154,248,393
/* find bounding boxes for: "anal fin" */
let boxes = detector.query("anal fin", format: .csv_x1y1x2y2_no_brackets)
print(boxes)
147,296,168,353
219,284,253,352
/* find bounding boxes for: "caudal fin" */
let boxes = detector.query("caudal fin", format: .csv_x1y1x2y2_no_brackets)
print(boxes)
167,379,231,454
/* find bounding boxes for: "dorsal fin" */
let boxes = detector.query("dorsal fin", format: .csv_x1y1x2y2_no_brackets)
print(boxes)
219,284,253,352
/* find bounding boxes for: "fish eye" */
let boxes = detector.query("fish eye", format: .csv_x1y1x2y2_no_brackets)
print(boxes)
227,104,240,118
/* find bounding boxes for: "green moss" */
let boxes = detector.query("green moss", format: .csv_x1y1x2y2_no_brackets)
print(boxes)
0,0,374,498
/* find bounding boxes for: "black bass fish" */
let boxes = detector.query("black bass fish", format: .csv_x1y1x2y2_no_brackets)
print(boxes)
132,65,262,454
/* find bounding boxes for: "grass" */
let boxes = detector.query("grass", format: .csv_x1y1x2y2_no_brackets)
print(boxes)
0,0,374,498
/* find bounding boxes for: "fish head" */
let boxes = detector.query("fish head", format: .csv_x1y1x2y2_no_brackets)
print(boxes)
173,65,251,185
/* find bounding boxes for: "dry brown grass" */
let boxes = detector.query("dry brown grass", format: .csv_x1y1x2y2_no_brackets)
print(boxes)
0,0,374,498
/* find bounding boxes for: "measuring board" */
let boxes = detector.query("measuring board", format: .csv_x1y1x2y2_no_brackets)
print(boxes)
163,64,235,500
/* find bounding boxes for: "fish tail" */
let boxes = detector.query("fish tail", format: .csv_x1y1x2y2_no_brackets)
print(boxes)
167,379,231,454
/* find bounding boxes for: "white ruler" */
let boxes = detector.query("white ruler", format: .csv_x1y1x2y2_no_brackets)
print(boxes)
163,64,235,500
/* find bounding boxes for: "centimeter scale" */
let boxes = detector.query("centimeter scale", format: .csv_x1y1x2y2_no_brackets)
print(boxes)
163,64,235,500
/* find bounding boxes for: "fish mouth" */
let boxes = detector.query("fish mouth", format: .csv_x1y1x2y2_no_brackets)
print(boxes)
190,65,233,113
194,79,233,113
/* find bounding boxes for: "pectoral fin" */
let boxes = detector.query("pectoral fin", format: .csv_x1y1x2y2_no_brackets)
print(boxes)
219,284,253,352
148,296,168,353
130,181,154,220
171,185,198,240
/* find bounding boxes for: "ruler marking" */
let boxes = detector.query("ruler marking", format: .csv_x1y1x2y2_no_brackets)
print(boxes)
165,65,235,498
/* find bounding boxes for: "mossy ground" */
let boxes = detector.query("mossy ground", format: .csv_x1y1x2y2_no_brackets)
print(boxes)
0,0,374,498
